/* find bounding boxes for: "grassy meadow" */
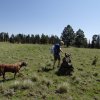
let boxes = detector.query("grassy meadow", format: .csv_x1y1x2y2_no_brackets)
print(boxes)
0,42,100,100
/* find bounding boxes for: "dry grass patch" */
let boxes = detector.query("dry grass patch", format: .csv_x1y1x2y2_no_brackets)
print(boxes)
56,82,70,94
41,77,53,87
10,79,34,90
31,73,40,82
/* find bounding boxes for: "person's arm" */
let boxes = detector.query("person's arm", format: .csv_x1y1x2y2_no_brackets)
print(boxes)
60,48,63,53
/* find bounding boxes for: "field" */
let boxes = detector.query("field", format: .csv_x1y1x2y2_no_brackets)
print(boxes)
0,42,100,100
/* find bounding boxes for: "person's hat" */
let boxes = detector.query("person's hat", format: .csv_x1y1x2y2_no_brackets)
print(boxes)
60,40,64,45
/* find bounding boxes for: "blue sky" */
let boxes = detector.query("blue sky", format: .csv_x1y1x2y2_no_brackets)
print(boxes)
0,0,100,41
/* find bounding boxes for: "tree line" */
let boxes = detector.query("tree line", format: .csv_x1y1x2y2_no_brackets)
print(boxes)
61,25,100,48
0,25,100,48
0,32,60,44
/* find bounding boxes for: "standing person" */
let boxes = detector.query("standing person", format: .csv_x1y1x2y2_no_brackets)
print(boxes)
53,41,64,69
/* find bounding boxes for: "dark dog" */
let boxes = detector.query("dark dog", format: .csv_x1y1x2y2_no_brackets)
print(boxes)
57,53,74,76
62,53,71,63
0,61,27,80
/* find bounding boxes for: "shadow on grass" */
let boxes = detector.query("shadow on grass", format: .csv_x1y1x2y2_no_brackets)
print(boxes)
0,78,15,83
37,66,53,72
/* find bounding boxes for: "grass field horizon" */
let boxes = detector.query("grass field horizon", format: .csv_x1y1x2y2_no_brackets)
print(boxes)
0,42,100,100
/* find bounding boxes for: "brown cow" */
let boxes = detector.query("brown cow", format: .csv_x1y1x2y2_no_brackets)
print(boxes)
0,61,27,80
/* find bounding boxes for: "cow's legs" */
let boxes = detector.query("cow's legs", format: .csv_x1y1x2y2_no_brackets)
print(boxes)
14,72,16,79
3,72,5,80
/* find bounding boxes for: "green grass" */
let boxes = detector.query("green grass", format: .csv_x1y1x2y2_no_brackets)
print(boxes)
0,42,100,100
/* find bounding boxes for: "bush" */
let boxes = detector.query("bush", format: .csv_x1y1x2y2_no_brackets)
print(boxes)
10,79,34,90
41,77,53,87
56,82,69,94
31,73,40,82
0,83,6,94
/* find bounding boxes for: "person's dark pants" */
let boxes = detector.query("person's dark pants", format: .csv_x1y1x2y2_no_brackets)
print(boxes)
53,54,61,68
54,54,61,61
